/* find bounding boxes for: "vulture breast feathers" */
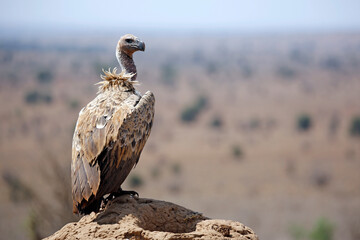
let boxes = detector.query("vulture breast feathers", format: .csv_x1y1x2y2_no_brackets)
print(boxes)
71,70,155,214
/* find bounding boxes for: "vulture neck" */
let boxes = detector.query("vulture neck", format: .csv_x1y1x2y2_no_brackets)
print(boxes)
117,51,137,81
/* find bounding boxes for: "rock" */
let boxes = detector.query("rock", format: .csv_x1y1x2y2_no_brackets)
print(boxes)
44,195,258,240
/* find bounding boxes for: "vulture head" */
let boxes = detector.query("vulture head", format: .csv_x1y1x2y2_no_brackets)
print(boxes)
117,34,145,56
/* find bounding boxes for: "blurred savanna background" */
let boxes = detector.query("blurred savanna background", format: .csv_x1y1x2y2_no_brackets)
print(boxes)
1,0,360,239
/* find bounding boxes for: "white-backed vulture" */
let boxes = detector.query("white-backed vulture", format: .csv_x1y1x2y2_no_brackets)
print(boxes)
71,34,154,214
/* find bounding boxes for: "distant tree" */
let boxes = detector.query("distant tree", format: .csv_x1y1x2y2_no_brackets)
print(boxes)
180,96,208,123
297,114,312,132
289,48,312,65
277,65,296,79
37,70,53,84
129,174,144,188
25,91,41,104
232,145,243,160
321,56,342,72
181,107,199,122
241,64,253,78
309,218,334,240
68,99,79,110
24,90,52,104
171,162,181,175
349,116,360,137
206,61,218,75
192,49,204,64
210,115,223,129
249,118,261,130
43,94,52,103
151,166,161,179
289,218,334,240
2,51,13,63
195,96,208,110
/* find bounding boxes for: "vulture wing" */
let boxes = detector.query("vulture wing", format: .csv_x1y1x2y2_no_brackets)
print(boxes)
71,91,155,213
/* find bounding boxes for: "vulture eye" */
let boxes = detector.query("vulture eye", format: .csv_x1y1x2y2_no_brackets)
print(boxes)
125,39,134,43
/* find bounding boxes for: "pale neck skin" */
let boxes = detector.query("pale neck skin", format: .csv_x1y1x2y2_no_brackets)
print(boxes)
116,50,137,81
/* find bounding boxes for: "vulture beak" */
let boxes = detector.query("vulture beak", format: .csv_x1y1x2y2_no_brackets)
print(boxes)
138,41,145,51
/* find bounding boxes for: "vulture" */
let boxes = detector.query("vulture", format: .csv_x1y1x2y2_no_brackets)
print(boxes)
71,34,154,214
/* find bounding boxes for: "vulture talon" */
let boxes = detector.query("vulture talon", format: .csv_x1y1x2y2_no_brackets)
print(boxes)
113,189,139,198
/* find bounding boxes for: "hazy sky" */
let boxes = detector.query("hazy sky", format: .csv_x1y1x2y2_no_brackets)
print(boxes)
1,0,360,32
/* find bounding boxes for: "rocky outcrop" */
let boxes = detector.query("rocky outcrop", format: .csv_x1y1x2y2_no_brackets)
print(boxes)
45,195,258,240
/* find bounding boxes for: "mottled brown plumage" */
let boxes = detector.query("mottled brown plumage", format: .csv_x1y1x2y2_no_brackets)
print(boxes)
71,34,154,214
